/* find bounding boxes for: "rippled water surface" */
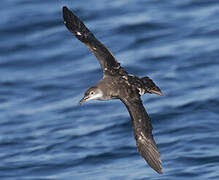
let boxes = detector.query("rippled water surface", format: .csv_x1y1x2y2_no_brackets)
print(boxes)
1,0,219,179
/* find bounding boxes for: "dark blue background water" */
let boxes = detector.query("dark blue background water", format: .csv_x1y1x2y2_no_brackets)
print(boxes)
1,0,219,179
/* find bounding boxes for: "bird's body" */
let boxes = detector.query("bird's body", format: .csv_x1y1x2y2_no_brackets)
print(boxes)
96,74,160,100
63,6,163,174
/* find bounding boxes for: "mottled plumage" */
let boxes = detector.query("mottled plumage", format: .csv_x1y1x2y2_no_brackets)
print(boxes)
63,6,163,174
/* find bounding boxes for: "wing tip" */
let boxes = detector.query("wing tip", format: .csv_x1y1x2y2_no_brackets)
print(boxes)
154,165,163,174
148,157,163,174
62,6,69,15
137,136,163,174
62,6,71,25
62,6,93,43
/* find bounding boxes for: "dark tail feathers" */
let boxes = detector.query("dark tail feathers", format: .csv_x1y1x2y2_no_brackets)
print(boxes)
141,76,163,96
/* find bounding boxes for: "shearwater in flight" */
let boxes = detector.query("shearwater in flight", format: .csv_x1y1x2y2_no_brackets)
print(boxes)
63,6,163,174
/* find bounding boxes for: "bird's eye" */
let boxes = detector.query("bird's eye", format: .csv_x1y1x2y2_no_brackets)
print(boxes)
90,91,94,95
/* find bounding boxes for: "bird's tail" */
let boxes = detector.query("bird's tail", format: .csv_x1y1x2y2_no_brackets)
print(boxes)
141,76,163,96
63,6,94,43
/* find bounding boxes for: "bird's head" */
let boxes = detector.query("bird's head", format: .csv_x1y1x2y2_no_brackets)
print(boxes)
78,86,103,105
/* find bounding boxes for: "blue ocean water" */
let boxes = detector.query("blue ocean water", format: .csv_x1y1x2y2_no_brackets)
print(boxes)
1,0,219,179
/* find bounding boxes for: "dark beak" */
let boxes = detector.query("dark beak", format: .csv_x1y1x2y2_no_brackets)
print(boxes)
78,97,87,106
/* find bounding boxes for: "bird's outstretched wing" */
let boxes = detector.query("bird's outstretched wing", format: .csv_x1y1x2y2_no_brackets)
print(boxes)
63,6,121,76
120,96,162,174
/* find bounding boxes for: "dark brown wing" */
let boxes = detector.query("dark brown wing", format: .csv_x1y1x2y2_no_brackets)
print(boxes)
62,6,120,75
120,96,162,174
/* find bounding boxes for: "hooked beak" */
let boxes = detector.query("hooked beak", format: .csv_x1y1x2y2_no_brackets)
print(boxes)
78,96,89,106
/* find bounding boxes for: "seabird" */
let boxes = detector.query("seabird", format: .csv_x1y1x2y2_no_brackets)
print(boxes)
63,6,163,174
